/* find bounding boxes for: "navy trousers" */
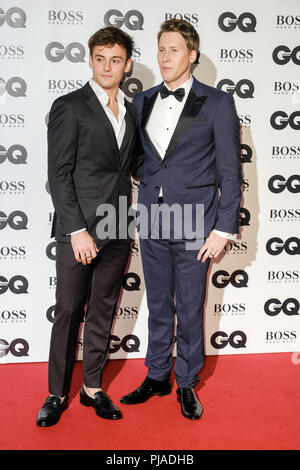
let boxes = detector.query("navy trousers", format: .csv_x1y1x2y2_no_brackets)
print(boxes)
140,236,210,388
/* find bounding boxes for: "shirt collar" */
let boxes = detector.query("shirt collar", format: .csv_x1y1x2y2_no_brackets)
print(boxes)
163,74,193,94
89,78,125,107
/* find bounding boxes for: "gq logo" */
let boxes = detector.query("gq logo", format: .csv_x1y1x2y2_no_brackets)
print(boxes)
218,12,256,32
264,298,299,316
268,175,300,193
270,111,300,130
104,9,144,30
0,7,26,28
212,270,248,288
122,272,141,291
0,77,27,97
46,242,56,261
217,79,254,98
0,275,29,294
266,237,300,256
109,334,140,353
272,46,300,65
122,78,143,98
0,145,27,164
239,208,250,226
210,331,247,349
45,42,85,63
0,211,28,230
241,144,252,163
0,338,29,357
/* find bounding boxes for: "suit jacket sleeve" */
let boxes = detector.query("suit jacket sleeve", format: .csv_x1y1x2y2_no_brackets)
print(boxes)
213,93,242,234
47,96,86,235
129,94,144,179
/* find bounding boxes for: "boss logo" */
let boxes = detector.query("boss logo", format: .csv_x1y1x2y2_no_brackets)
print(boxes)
212,270,248,288
0,180,25,193
272,45,300,65
122,78,143,98
0,275,28,294
165,13,199,25
274,81,300,93
45,42,85,63
48,10,83,23
0,211,28,230
267,270,299,282
49,276,57,288
238,114,251,126
268,174,300,193
266,237,300,256
109,334,140,353
0,145,27,164
46,241,56,261
210,330,247,349
224,241,248,253
272,146,300,158
0,77,27,97
218,12,256,32
241,144,252,163
214,303,246,314
0,45,24,58
264,298,299,316
220,48,254,61
217,79,254,98
266,331,296,342
0,246,26,258
122,272,141,291
104,9,144,30
276,15,300,27
239,207,250,226
48,79,83,92
0,113,24,126
0,309,27,322
270,111,300,130
115,306,138,318
0,7,26,28
0,338,29,357
270,209,300,220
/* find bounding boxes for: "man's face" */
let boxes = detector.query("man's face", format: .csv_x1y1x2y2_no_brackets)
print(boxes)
89,43,132,90
157,32,196,87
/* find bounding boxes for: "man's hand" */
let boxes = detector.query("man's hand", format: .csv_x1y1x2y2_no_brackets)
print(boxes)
71,231,99,265
197,231,228,263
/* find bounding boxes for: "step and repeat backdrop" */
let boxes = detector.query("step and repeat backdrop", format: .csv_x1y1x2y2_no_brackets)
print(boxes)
0,0,299,364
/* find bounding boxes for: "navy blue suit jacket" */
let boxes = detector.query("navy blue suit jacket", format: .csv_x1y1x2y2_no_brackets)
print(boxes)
133,76,242,239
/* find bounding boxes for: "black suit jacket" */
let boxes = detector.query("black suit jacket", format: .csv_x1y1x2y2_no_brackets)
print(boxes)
48,81,142,246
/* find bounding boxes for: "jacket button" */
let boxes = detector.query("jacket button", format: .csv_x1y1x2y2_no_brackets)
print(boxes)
162,163,166,169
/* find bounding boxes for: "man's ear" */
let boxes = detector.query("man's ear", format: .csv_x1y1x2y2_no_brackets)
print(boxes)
124,57,133,74
190,50,197,64
89,54,93,69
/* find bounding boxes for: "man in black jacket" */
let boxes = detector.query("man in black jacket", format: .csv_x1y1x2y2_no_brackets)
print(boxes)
37,27,141,426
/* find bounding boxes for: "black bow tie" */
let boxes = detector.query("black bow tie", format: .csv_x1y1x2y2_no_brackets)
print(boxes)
159,85,185,102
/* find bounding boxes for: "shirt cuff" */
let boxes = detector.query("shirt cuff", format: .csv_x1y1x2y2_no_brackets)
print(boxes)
67,228,86,236
213,229,236,241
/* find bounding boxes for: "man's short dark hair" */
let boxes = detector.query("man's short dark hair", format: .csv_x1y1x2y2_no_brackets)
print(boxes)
88,27,134,60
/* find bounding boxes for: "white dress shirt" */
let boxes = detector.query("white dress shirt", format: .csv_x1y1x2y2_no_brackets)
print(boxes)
146,75,235,241
69,78,126,235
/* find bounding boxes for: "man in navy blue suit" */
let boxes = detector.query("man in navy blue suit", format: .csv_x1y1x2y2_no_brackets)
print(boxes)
120,19,242,419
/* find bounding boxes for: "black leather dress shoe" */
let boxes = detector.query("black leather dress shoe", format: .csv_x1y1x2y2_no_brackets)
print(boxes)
80,386,122,420
177,387,203,420
120,376,172,404
36,395,69,427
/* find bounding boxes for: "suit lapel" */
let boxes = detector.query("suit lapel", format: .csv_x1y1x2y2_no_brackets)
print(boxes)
119,100,134,156
164,87,207,160
141,87,162,161
82,82,120,164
